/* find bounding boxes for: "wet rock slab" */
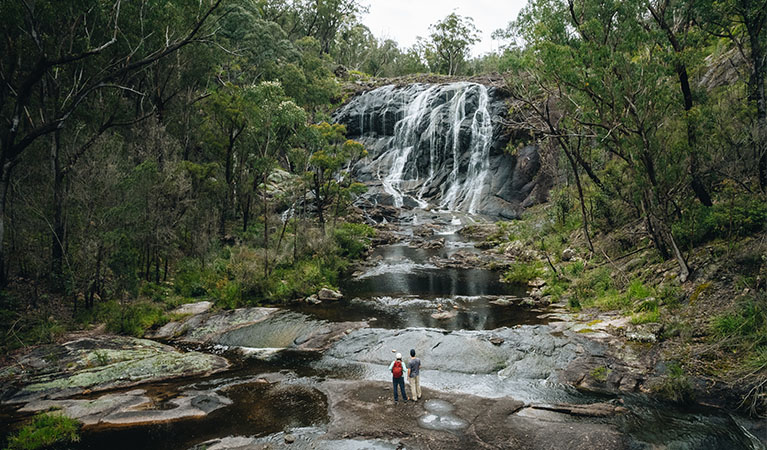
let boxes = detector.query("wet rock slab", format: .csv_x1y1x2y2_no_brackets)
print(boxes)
0,336,229,404
213,311,366,352
418,399,468,431
189,428,401,450
19,388,232,427
153,306,366,353
319,380,627,450
151,306,279,342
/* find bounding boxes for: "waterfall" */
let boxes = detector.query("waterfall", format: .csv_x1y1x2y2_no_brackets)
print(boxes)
334,82,496,214
334,81,542,218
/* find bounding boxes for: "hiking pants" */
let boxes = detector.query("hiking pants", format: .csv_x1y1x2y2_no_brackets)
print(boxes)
393,376,407,401
410,375,421,400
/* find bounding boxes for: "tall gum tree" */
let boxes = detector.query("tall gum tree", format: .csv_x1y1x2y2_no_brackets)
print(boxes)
0,0,223,286
427,13,480,76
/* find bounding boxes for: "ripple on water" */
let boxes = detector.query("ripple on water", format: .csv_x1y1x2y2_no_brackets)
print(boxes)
355,261,438,279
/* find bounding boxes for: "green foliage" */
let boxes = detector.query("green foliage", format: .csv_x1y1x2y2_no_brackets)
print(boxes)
627,279,653,301
673,194,767,249
572,267,614,306
591,366,610,382
502,261,543,284
214,280,242,310
653,362,694,403
426,12,480,75
98,300,168,337
333,222,376,258
0,293,67,353
4,412,80,450
711,296,767,348
657,284,683,308
631,309,660,325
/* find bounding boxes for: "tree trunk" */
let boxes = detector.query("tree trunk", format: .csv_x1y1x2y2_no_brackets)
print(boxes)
261,173,270,279
641,196,670,260
154,250,161,283
746,15,767,191
666,227,690,282
563,147,595,253
648,2,713,206
242,195,250,232
314,172,326,232
0,162,9,287
677,65,713,206
220,133,236,240
51,131,66,291
90,244,103,309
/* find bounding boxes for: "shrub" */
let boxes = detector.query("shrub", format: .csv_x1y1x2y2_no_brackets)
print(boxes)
502,261,543,284
139,282,170,302
100,300,167,337
214,280,242,310
653,362,694,403
333,222,375,258
673,195,767,249
174,258,209,297
5,412,80,450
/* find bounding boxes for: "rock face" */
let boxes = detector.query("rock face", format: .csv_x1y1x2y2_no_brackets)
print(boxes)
0,336,229,405
19,388,232,427
333,82,543,218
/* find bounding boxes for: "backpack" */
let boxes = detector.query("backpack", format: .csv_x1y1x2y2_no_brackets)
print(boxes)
392,360,403,378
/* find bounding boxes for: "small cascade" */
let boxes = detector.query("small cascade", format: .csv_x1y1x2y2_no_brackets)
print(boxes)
334,82,528,216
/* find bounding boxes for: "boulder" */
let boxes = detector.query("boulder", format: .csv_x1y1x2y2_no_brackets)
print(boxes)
2,336,230,405
318,288,343,301
431,311,457,320
171,301,213,316
504,240,526,258
625,323,663,343
409,238,445,249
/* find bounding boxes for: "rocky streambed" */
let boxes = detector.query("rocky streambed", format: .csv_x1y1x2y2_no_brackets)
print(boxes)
1,211,765,449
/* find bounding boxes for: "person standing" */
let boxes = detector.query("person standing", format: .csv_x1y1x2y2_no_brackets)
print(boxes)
388,352,408,403
408,348,422,401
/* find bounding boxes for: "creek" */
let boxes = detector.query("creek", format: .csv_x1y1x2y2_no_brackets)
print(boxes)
2,212,763,450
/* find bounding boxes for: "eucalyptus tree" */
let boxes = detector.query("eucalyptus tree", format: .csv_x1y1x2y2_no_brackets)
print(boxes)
332,23,376,70
513,0,694,280
698,0,767,191
201,84,252,240
304,123,366,230
647,0,713,206
427,13,480,76
243,81,306,277
0,0,223,286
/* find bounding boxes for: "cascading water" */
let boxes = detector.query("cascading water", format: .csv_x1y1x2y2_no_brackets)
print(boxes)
334,82,537,217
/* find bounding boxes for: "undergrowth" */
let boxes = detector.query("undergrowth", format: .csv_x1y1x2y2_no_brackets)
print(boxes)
4,412,80,450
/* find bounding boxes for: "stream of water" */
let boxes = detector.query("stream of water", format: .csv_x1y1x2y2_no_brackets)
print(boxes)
1,213,764,449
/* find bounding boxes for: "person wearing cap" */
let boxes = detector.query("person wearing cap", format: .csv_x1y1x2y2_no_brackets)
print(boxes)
388,352,408,403
408,348,421,401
